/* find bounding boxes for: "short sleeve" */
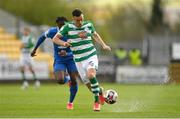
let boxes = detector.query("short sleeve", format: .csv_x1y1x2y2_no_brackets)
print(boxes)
59,24,68,36
90,22,96,33
44,29,49,38
44,28,57,39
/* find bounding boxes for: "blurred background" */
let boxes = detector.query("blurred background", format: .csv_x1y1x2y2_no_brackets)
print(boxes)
0,0,180,84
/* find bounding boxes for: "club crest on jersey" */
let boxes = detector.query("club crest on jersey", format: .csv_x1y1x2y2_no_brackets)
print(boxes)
89,61,94,66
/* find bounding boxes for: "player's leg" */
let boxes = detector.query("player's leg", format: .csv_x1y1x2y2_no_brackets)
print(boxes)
28,57,40,88
54,71,70,84
86,56,102,111
66,60,79,110
29,66,37,81
87,68,101,111
29,65,40,88
75,60,101,111
20,65,29,89
84,82,104,102
20,55,28,89
29,65,37,80
20,66,26,81
99,87,105,105
54,62,68,84
76,60,101,111
64,71,71,84
84,76,104,105
76,73,100,94
76,71,104,102
75,60,104,106
85,81,91,92
66,72,78,110
54,71,66,84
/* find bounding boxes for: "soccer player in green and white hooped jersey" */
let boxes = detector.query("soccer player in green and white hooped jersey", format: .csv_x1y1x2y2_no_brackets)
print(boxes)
53,8,111,111
20,27,40,90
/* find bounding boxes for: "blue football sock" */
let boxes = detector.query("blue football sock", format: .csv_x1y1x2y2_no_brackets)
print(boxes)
69,84,78,103
64,75,70,83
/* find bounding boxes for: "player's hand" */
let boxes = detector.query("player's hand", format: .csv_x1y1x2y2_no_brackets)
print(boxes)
63,42,71,47
78,31,87,39
103,45,111,51
31,50,37,57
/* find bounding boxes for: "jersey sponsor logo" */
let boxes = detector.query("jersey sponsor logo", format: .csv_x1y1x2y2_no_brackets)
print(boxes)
58,46,67,49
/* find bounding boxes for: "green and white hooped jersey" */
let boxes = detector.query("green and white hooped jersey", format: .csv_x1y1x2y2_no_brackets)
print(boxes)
21,35,35,53
59,21,97,62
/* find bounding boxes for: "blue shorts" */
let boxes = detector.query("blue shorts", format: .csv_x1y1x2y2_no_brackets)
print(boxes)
53,59,77,73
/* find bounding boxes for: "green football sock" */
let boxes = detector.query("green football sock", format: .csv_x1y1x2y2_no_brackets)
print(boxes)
90,77,100,103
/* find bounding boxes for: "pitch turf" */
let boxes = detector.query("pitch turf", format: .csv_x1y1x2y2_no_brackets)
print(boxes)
0,83,180,118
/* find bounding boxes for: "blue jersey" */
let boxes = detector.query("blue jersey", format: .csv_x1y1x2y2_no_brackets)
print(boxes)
34,27,73,62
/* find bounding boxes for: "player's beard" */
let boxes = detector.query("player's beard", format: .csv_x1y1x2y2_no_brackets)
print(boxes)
75,21,83,27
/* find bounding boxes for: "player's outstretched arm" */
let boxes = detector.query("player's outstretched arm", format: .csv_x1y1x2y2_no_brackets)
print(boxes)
52,33,70,47
92,32,111,51
31,34,46,57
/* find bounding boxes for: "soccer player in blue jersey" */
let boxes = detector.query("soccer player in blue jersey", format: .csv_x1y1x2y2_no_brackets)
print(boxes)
31,17,78,110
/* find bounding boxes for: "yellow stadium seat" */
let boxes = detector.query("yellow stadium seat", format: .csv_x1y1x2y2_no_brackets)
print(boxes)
0,27,5,34
7,53,20,60
0,46,20,54
0,34,16,40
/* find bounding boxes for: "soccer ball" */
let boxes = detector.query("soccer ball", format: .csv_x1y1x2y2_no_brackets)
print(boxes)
104,89,118,104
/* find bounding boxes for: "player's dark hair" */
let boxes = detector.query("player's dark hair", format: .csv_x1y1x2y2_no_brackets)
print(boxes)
55,16,68,23
72,8,82,17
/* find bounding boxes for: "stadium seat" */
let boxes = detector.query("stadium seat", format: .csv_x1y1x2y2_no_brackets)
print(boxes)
0,34,16,40
7,53,20,60
0,27,5,34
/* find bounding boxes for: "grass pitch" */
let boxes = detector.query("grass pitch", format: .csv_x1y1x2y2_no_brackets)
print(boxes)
0,83,180,118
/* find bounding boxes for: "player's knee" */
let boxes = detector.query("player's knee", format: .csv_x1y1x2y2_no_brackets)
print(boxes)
55,75,64,84
57,79,65,85
70,79,77,86
87,72,95,79
87,69,96,79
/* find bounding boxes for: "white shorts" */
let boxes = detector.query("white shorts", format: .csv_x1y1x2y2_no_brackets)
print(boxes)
75,55,98,84
20,53,33,67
